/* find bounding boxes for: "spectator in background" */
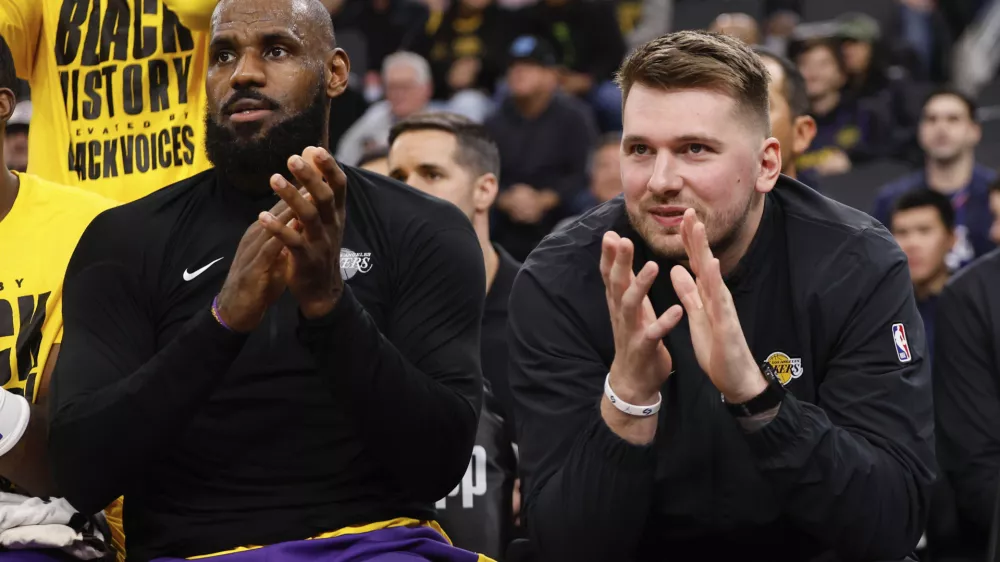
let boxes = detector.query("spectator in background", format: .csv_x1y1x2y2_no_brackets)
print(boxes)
754,47,817,181
3,99,28,172
413,0,512,103
889,189,956,361
619,0,674,50
554,132,624,231
709,13,761,46
336,52,492,166
486,35,597,261
837,12,925,164
873,88,996,271
934,245,1000,558
516,0,627,132
358,148,390,176
333,0,429,94
991,178,1000,245
388,113,519,559
794,38,887,179
892,0,953,84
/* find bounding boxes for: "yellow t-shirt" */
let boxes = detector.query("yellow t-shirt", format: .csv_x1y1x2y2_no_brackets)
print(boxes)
0,172,124,558
0,172,113,401
0,0,218,203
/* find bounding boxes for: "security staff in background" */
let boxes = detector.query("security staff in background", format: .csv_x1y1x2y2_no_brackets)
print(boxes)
508,31,935,561
753,46,816,182
388,111,519,560
48,0,489,561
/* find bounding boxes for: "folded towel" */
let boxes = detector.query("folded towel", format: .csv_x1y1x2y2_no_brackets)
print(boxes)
0,493,107,560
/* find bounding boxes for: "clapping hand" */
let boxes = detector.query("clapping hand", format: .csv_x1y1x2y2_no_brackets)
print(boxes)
669,209,765,403
259,146,348,319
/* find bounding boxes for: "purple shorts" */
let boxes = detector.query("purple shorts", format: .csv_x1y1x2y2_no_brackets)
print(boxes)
150,525,487,562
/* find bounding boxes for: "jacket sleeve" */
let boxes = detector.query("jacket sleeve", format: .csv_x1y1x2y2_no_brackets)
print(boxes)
297,223,485,503
934,268,1000,533
48,213,248,515
0,0,42,80
742,229,936,560
161,0,219,31
510,266,657,561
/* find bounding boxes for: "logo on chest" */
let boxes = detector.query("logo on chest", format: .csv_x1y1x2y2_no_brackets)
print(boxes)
340,248,373,280
764,351,804,386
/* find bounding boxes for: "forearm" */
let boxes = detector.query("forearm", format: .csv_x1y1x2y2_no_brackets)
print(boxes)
49,309,247,513
298,287,481,502
528,414,655,561
0,402,53,497
745,395,930,559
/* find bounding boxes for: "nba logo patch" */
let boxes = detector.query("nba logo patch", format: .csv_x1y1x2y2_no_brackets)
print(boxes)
892,323,912,363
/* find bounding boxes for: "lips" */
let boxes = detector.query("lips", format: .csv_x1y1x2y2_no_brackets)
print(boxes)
649,205,688,228
223,97,278,124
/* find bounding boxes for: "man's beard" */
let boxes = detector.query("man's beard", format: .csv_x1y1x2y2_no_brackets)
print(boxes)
627,190,760,263
205,85,327,191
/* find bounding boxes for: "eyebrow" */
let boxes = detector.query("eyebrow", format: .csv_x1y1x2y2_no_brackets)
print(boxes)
622,133,725,146
209,29,304,51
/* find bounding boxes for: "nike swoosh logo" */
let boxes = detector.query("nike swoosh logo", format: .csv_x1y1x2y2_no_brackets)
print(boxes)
183,257,224,281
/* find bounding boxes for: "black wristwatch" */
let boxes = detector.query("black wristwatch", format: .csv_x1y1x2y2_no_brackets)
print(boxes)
723,361,786,418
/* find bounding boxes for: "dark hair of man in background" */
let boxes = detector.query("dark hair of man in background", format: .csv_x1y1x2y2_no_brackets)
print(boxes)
753,45,810,119
389,112,501,179
891,187,957,232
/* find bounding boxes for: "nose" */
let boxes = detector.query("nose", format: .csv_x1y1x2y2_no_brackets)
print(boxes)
229,51,266,90
646,151,683,196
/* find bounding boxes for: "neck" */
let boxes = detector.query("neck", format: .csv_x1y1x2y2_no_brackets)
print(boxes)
925,152,975,194
717,194,766,276
914,268,949,300
475,214,500,293
0,156,18,224
783,165,797,180
810,91,841,117
514,90,553,119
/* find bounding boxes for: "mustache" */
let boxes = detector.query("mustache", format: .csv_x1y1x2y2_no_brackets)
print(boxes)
221,90,280,114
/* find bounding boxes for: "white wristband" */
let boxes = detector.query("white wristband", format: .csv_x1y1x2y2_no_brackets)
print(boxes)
0,388,30,457
604,374,661,417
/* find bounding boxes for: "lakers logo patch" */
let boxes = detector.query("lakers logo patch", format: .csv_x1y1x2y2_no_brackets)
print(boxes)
765,351,803,386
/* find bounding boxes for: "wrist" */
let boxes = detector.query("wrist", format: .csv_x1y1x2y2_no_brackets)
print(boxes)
213,295,256,333
608,365,660,406
721,362,769,404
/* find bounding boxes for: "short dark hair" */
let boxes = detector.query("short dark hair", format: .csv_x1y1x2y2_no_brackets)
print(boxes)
357,147,389,169
615,31,772,135
891,188,956,231
792,38,847,78
753,46,810,118
0,34,16,93
388,112,501,178
922,87,978,123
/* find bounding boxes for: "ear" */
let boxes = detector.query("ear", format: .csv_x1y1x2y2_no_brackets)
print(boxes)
971,121,983,145
473,172,499,213
946,228,957,250
792,115,817,156
756,137,782,193
326,48,350,99
0,88,15,125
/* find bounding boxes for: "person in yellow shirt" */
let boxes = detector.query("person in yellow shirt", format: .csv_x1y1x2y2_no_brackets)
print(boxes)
0,0,218,203
0,35,115,558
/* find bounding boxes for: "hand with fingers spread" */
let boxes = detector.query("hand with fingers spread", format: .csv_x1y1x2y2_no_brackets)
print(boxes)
215,199,296,333
259,146,349,319
669,208,766,404
601,231,685,415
